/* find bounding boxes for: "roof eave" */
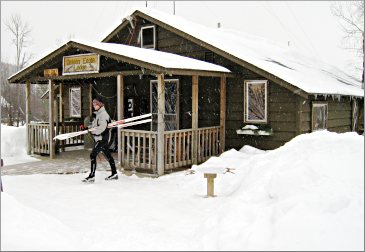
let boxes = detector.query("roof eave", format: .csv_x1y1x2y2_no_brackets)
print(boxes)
8,42,72,84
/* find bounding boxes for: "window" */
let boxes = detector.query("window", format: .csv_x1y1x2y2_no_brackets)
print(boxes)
141,25,156,49
244,80,268,123
69,87,81,118
150,79,179,131
312,102,328,131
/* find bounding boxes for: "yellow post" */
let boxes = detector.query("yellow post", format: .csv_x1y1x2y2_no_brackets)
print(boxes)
204,173,217,197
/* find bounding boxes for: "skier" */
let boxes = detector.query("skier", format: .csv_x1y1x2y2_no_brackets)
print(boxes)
82,97,118,183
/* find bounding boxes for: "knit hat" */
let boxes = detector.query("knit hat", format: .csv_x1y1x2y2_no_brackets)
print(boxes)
92,97,104,107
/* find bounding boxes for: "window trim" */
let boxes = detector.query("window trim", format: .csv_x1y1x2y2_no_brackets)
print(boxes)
69,86,81,118
244,80,268,124
141,25,156,49
352,99,359,131
311,101,328,131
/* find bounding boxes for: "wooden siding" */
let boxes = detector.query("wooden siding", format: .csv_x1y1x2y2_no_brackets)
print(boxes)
90,15,364,151
198,77,220,128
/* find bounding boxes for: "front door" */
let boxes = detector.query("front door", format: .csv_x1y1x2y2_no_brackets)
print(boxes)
150,79,179,131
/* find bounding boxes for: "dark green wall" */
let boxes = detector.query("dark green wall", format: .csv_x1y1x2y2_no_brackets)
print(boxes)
99,16,364,150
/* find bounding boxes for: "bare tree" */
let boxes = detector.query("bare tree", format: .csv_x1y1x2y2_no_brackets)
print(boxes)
0,62,15,125
5,14,33,126
331,1,364,87
5,14,33,70
1,61,49,125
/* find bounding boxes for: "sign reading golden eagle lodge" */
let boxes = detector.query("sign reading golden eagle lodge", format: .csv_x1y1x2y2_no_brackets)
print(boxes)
63,53,100,75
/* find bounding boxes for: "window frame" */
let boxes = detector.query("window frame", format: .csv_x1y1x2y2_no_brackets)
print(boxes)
352,99,359,131
243,80,268,124
311,101,328,131
141,25,156,49
69,86,81,118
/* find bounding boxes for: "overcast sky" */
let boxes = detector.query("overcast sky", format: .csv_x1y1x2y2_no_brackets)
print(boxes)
0,1,362,79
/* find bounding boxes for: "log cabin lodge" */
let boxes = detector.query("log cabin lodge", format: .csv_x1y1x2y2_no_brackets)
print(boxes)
8,8,364,176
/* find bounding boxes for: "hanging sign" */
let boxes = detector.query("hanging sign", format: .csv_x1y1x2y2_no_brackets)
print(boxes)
44,68,59,77
63,53,100,75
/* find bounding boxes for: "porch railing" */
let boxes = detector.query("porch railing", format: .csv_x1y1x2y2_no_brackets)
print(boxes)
28,123,51,155
27,122,222,171
164,129,194,169
27,122,84,155
120,126,222,173
58,122,84,147
121,130,157,172
197,126,222,163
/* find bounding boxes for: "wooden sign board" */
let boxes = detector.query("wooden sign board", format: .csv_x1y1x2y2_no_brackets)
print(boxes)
44,68,59,77
63,53,100,75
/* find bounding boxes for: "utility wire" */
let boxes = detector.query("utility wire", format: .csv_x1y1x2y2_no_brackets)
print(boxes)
285,2,323,61
263,2,304,49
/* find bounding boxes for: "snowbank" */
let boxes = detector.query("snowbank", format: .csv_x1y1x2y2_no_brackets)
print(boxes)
1,129,364,251
1,125,40,165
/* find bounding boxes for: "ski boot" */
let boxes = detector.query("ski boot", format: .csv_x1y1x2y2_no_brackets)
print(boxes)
105,173,118,180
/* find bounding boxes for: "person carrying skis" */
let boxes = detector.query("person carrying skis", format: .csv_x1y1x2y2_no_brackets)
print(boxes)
82,96,118,182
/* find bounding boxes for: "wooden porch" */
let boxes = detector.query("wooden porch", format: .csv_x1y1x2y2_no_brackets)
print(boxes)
24,73,227,176
27,122,222,175
8,40,231,177
26,72,227,176
120,126,222,174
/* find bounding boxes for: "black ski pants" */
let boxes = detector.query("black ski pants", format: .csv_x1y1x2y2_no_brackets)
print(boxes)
89,139,116,177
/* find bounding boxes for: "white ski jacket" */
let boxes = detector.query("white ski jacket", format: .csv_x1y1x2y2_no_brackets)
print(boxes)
91,106,111,142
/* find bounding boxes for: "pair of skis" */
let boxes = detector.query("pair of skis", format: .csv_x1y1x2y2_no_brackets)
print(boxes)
53,113,152,141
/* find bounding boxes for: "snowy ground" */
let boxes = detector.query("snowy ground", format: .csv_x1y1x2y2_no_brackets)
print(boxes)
1,125,364,251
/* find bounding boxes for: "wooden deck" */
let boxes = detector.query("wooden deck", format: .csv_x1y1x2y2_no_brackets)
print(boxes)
22,124,223,176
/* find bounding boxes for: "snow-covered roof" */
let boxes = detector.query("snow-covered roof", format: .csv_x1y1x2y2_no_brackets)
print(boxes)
8,39,230,82
73,40,230,73
115,8,363,97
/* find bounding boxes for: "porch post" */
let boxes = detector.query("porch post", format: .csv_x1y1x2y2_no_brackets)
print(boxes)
59,83,63,124
25,80,31,155
157,74,165,176
192,75,198,165
89,83,92,115
117,74,124,169
55,83,60,153
49,79,55,159
220,76,226,153
59,83,65,152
